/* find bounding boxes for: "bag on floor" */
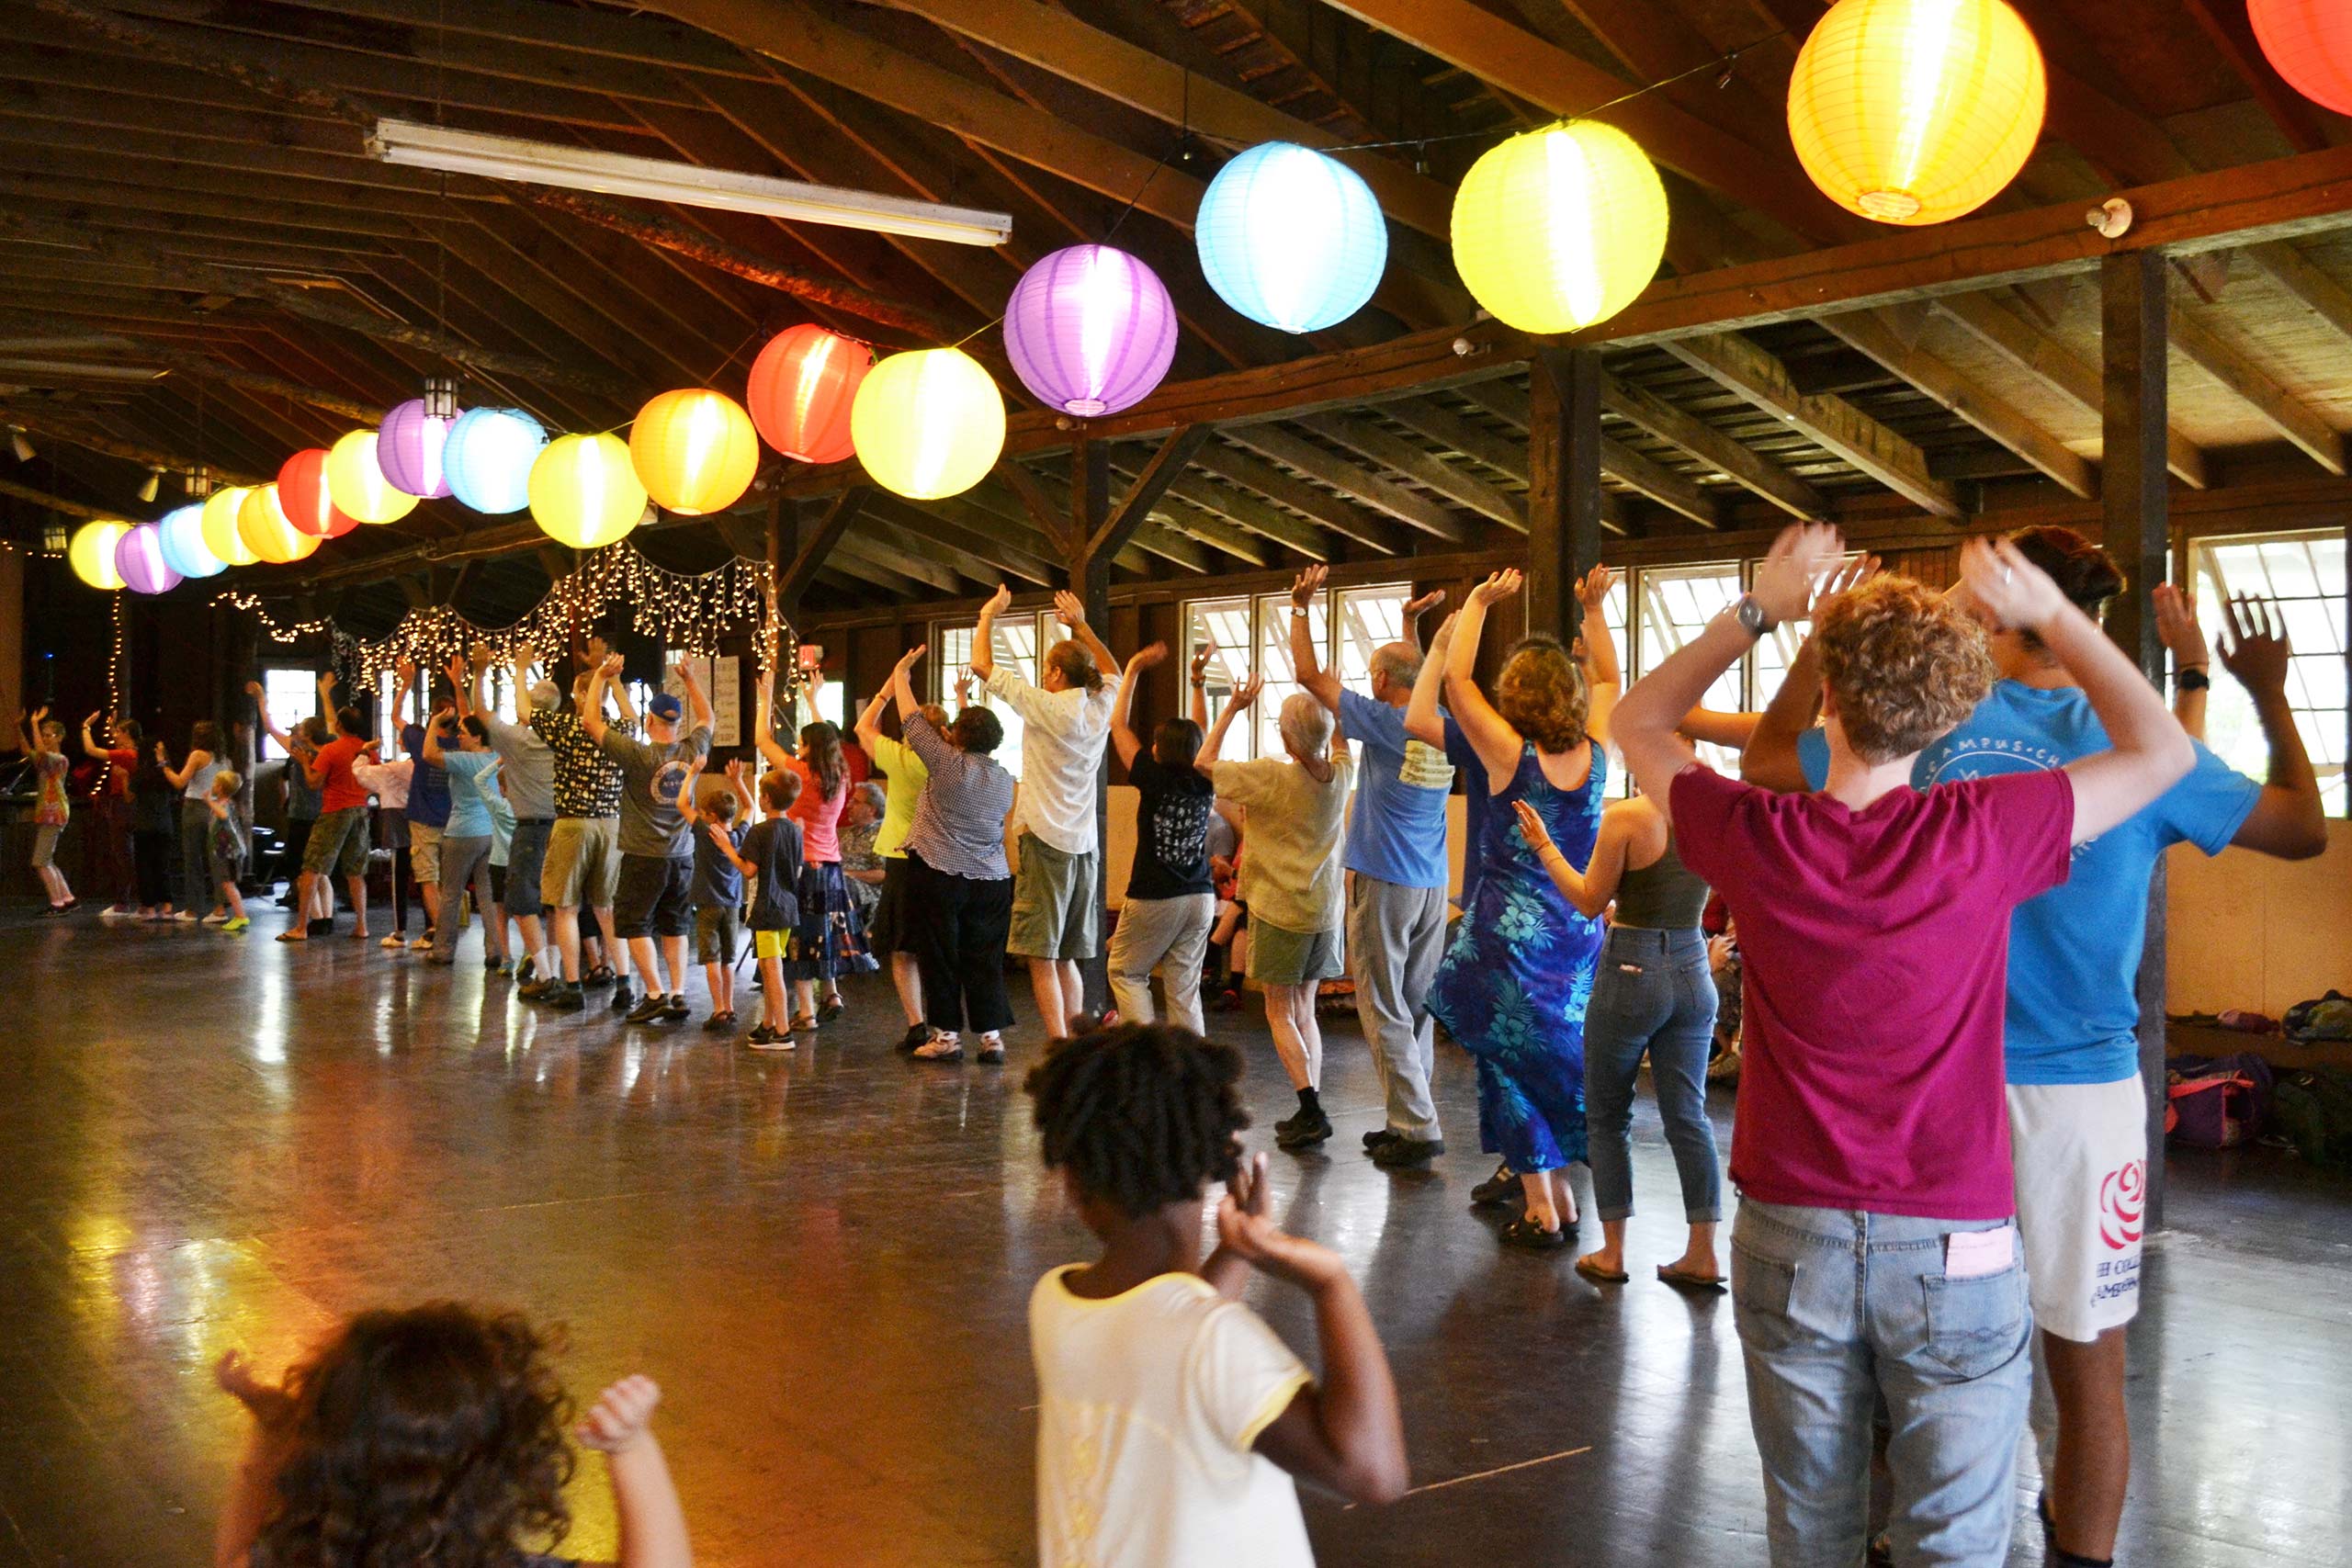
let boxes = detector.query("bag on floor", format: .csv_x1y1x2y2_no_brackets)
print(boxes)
2165,1052,2275,1149
2275,1066,2352,1173
2283,990,2352,1044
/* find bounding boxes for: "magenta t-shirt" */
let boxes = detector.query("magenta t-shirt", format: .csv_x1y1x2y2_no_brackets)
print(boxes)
1670,763,2075,1221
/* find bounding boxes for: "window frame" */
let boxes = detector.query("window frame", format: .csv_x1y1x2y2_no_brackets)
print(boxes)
1170,581,1420,761
2185,525,2348,818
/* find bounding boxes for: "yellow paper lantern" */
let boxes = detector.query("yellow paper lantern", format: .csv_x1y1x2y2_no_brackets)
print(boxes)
200,486,261,567
326,429,420,525
1787,0,2046,226
630,389,758,515
68,520,131,591
1450,121,1668,334
237,483,322,565
529,432,647,549
850,348,1005,501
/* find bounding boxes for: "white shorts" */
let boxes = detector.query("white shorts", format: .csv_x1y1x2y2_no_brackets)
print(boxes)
2007,1076,2149,1343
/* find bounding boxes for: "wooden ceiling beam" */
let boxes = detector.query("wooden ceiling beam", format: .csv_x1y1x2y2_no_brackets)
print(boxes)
860,498,1058,587
2243,241,2352,344
1379,398,1532,485
1151,474,1331,561
1219,425,1467,542
1192,444,1408,554
831,530,967,595
0,321,383,423
1293,412,1528,532
1816,310,2098,500
1596,434,1724,528
1124,492,1271,566
1099,425,1216,560
1597,373,1829,521
1663,332,1964,518
2166,302,2348,475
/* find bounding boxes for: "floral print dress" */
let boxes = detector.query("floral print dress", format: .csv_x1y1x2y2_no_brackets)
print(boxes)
1429,740,1608,1175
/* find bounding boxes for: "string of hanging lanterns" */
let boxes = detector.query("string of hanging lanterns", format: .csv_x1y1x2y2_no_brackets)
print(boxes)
66,0,2060,601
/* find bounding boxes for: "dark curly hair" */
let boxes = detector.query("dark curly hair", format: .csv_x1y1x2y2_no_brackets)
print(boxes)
953,705,1004,755
252,1303,576,1568
1024,1023,1251,1218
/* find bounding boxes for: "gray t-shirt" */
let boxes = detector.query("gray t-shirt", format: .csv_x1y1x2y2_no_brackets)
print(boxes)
480,712,557,819
597,724,711,858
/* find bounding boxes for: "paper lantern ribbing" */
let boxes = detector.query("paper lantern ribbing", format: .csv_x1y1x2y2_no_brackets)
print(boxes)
68,520,130,591
1195,142,1386,333
530,433,647,549
157,502,224,580
445,406,547,514
1002,244,1178,417
630,389,759,516
746,324,870,465
115,523,182,595
1787,0,2046,226
850,349,1006,502
378,396,458,498
2250,0,2352,114
278,448,358,539
238,484,322,566
200,487,261,568
326,430,420,525
1451,122,1668,335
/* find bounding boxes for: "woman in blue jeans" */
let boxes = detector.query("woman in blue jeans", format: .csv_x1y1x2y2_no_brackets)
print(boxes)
1517,786,1723,1291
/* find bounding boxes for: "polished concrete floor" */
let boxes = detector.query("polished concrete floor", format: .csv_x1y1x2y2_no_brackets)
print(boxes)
4,902,2349,1567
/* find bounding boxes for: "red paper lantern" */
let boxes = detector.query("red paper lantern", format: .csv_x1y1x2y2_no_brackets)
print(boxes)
278,447,358,538
2251,0,2352,114
747,324,871,465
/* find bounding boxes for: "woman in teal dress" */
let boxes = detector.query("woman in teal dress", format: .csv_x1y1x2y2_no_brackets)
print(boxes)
1408,566,1619,1250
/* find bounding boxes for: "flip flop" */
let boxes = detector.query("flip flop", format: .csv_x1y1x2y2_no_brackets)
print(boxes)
1657,1265,1727,1294
275,931,308,943
1575,1256,1630,1284
1498,1216,1570,1251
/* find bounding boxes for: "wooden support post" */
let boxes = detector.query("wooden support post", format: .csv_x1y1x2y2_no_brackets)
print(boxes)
1528,348,1605,637
1069,437,1114,1014
2103,251,2172,1230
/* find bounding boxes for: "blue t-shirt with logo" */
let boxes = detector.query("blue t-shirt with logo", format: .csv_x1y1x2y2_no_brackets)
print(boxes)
1797,680,2260,1086
1339,690,1454,890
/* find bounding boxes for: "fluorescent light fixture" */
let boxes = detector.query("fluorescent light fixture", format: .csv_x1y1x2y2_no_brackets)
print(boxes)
0,358,164,382
368,118,1013,247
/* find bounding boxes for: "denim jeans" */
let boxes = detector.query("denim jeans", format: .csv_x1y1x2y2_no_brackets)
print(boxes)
1584,925,1720,1223
1732,1201,2031,1568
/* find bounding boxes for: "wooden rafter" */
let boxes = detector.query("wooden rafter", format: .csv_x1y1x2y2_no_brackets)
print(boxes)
2166,302,2348,475
1597,373,1828,521
1219,425,1466,542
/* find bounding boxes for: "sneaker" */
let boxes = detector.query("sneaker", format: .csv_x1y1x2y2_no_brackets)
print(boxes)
514,955,537,987
1373,1135,1446,1170
544,983,585,1012
1470,1163,1521,1207
899,1022,933,1053
1363,1129,1401,1152
624,992,668,1025
484,955,511,975
408,933,434,951
99,906,137,920
912,1034,964,1062
201,910,229,925
170,910,198,924
221,916,250,934
380,933,405,949
660,994,690,1022
1275,1110,1333,1151
817,995,845,1024
610,980,637,1013
308,918,334,937
976,1035,1005,1065
703,1010,737,1033
745,1025,797,1052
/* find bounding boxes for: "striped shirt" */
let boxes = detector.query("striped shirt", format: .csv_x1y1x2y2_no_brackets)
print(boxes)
901,713,1013,881
532,709,625,820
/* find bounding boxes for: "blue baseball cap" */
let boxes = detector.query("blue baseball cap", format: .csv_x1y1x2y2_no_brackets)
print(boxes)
649,693,684,722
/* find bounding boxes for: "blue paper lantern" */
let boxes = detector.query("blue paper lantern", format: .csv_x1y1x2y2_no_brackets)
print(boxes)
156,502,224,579
445,406,548,514
1194,141,1386,333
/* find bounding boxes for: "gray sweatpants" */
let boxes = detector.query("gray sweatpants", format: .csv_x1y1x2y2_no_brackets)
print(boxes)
1345,874,1450,1141
1107,892,1216,1035
435,834,494,961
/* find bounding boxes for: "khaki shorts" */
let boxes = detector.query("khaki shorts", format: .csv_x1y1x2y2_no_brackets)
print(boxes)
2007,1076,2147,1343
1248,919,1343,987
1007,831,1099,962
695,904,742,965
408,821,445,885
302,807,370,879
543,817,621,908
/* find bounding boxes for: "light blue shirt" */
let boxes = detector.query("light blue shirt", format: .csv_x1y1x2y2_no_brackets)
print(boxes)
438,749,501,840
1797,680,2259,1086
1338,689,1453,891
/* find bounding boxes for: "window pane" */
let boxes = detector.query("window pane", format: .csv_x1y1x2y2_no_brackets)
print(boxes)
1635,563,1745,774
1333,584,1409,688
2190,529,2346,816
261,668,318,760
1186,597,1252,758
1256,594,1327,763
936,623,1023,779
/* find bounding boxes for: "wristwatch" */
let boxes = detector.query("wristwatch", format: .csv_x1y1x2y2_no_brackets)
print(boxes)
1734,594,1776,638
2177,666,2211,692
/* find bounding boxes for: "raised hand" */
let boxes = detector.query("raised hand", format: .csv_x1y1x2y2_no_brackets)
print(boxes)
1751,523,1848,626
1227,673,1265,711
1958,536,2068,633
1052,588,1087,629
29,705,47,727
2217,596,2291,697
394,658,416,683
213,1350,290,1421
243,680,265,698
1291,564,1328,610
954,670,974,706
1190,636,1218,682
575,1374,662,1455
1403,586,1447,620
1216,1183,1341,1291
601,652,625,677
469,640,493,671
2153,582,2210,670
1810,551,1881,616
444,655,467,690
1577,564,1614,609
981,583,1013,620
317,670,338,694
1512,798,1556,857
724,756,746,788
1227,1149,1272,1226
894,644,926,674
1469,568,1522,608
1126,640,1169,672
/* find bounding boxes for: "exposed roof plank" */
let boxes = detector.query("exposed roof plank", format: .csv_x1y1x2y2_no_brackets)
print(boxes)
1220,424,1466,542
1193,443,1408,554
1293,412,1527,531
2166,301,2348,475
1597,372,1829,520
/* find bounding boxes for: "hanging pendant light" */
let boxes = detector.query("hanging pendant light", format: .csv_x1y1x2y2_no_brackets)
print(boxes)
68,520,131,591
1451,121,1668,333
851,348,1005,501
2250,0,2352,114
326,430,420,525
630,389,760,516
377,379,460,498
746,324,871,464
200,486,261,568
445,406,547,514
1002,244,1178,417
278,448,359,538
238,484,322,565
1194,141,1386,333
115,523,182,595
157,502,224,579
529,432,647,549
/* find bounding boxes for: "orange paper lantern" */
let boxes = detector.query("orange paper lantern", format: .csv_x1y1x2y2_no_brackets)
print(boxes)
237,484,322,565
2251,0,2352,114
277,447,358,538
747,324,872,465
629,389,759,516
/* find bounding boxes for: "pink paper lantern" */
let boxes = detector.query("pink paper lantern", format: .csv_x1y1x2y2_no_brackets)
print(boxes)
378,396,458,498
115,522,182,595
1001,244,1177,417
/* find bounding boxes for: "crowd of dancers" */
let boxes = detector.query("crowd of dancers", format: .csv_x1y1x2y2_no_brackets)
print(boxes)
20,519,2329,1568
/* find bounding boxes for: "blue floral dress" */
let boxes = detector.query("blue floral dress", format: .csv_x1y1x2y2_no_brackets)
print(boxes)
1430,740,1607,1175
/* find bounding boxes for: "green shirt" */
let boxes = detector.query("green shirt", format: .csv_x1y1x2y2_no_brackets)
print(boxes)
869,733,929,860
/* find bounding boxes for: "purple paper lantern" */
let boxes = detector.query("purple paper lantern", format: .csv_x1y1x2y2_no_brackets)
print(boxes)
115,523,182,595
1001,244,1178,417
378,396,458,498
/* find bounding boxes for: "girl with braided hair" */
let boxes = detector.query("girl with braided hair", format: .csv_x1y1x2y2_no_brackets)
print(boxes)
1024,1021,1408,1567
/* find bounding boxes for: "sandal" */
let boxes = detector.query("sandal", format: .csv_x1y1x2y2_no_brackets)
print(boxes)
1576,1256,1630,1284
1499,1216,1571,1251
789,1015,820,1033
584,965,615,985
1657,1265,1727,1294
275,931,308,943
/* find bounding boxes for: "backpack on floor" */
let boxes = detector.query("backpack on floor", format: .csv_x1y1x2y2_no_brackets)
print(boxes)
2165,1052,2276,1149
2283,990,2352,1044
2275,1066,2352,1173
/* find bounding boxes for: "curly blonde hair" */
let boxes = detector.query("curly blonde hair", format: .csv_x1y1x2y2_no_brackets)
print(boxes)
1495,637,1588,753
1815,576,1996,764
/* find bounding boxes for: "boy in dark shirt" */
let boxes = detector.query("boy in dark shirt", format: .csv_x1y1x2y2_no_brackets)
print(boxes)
707,768,805,1050
679,758,754,1033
